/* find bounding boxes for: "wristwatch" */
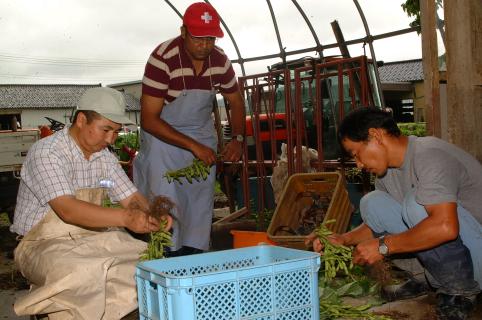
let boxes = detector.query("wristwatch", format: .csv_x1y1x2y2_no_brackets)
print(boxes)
378,235,389,256
232,134,244,143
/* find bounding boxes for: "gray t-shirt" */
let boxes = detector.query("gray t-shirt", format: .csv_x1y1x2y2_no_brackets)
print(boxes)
375,136,482,224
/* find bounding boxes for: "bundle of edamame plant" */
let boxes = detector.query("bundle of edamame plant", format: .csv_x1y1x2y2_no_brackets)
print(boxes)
140,219,172,261
315,219,353,281
319,298,391,320
139,196,174,261
164,158,211,184
316,220,392,320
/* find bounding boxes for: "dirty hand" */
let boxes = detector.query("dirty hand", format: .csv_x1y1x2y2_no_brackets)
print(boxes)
305,232,345,253
221,140,243,162
124,208,160,233
191,142,216,166
352,238,383,265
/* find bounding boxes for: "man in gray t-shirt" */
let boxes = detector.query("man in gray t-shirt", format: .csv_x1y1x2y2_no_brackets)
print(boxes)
375,135,482,225
308,107,481,320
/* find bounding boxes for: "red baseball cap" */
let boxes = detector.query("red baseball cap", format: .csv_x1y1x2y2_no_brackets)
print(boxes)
183,2,224,38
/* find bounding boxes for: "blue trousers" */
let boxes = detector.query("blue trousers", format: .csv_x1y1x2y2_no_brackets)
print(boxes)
360,190,481,295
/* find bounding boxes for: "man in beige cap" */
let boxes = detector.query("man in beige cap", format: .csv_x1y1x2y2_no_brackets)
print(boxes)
11,87,172,319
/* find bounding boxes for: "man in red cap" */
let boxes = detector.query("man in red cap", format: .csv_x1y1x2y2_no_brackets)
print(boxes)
134,2,245,256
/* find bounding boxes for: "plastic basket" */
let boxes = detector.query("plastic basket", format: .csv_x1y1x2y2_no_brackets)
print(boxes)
136,245,321,320
267,172,353,249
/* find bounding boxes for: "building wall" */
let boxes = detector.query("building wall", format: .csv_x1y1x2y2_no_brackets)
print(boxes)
126,111,140,127
383,90,413,122
413,81,426,122
1,108,140,130
110,83,142,100
16,109,73,129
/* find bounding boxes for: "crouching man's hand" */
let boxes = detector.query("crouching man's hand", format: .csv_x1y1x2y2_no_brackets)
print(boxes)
305,232,346,253
352,238,383,265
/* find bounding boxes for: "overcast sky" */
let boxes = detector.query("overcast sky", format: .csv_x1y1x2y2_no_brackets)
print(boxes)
0,0,436,86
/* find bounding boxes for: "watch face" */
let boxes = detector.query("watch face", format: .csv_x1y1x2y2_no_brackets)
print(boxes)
378,236,389,256
379,244,389,256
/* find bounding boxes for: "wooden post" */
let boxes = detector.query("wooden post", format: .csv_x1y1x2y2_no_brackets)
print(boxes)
420,0,441,137
445,0,482,162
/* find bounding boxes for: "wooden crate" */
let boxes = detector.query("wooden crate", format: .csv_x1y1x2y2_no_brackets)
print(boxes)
267,172,353,250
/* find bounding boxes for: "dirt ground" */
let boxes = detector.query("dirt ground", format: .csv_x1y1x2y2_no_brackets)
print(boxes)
0,220,29,320
1,211,481,320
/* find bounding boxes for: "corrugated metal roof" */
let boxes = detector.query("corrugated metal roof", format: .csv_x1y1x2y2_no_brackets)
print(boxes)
379,59,424,83
0,84,140,111
0,84,100,109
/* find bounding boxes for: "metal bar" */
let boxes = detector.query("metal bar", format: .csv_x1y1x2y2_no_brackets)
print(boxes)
290,0,324,57
293,69,303,173
338,63,345,123
204,0,246,76
347,70,356,108
252,79,268,215
267,74,277,163
251,82,262,213
331,20,364,109
365,60,376,106
266,0,286,63
163,0,183,18
237,80,250,216
360,56,368,105
230,26,418,65
315,66,324,171
353,0,385,108
212,99,224,154
284,69,294,176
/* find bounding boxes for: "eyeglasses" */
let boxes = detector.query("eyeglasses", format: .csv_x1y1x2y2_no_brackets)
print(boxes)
187,32,216,45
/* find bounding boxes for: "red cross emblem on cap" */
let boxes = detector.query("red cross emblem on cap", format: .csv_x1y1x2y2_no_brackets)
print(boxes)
201,11,212,23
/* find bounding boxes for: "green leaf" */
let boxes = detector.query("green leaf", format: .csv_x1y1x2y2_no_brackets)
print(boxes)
336,281,364,297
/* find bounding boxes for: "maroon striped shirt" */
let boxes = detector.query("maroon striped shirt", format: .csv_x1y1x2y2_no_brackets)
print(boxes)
142,36,238,102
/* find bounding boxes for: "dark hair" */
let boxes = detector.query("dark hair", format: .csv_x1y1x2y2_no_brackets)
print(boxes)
71,110,101,125
337,107,400,142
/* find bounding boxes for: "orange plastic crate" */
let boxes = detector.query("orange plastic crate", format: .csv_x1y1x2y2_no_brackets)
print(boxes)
230,230,276,248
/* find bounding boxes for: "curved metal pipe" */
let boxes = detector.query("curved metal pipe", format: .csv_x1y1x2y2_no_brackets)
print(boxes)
266,0,286,64
290,0,324,58
352,0,385,108
164,0,183,18
204,0,246,76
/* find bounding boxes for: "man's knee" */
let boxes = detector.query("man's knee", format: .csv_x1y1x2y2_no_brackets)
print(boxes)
360,190,391,221
401,192,428,227
359,190,409,234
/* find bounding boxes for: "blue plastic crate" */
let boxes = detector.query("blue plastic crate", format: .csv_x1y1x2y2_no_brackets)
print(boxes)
136,245,321,320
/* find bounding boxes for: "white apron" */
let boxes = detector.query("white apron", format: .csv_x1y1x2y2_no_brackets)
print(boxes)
13,188,147,320
134,88,217,251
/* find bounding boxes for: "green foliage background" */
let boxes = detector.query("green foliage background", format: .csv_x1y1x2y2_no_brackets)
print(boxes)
397,122,426,137
113,132,139,161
